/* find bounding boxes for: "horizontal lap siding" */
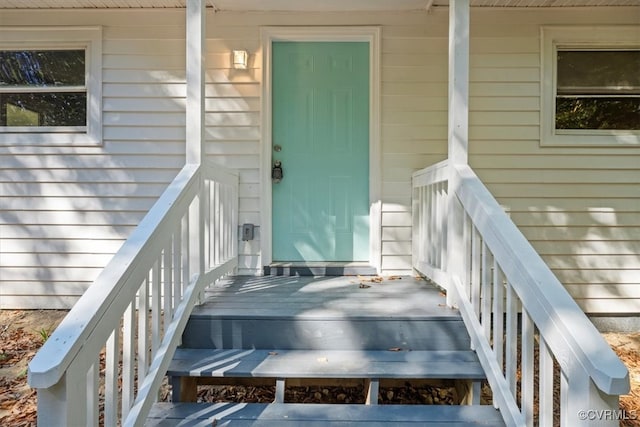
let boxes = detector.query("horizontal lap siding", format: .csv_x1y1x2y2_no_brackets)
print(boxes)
469,8,640,314
206,16,261,274
381,11,448,275
1,7,638,314
0,10,441,306
0,10,187,308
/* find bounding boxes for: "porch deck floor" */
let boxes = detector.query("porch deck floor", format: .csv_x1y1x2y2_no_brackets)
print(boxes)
196,275,458,320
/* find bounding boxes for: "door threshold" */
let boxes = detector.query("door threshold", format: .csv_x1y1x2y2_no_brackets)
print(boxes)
264,262,377,277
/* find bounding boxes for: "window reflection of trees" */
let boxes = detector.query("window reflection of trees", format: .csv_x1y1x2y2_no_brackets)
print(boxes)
556,50,640,130
0,50,86,127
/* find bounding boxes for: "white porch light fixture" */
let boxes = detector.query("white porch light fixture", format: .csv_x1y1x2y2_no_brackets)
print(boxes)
232,49,249,69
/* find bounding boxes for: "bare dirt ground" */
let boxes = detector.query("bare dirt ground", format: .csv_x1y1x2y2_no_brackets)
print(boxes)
1,309,638,426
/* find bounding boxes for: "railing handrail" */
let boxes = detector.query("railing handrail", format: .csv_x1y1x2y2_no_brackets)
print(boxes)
28,163,202,388
452,163,629,395
412,158,449,188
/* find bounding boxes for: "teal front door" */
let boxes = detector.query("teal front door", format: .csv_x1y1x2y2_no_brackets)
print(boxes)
272,42,370,262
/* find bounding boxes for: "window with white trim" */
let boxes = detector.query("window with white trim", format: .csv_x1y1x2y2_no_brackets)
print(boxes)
541,26,640,146
0,27,102,146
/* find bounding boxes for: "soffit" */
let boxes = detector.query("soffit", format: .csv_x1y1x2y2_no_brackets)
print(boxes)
0,0,637,10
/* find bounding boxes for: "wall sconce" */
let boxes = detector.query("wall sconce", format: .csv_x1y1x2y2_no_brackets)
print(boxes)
232,50,249,70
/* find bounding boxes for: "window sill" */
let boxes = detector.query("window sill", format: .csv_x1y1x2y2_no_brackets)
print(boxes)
0,132,102,147
540,130,640,147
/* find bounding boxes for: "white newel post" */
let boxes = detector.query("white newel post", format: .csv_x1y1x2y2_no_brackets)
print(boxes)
562,366,621,427
446,0,470,307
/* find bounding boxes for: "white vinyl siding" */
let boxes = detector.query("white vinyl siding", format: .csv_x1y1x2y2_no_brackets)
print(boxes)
0,6,638,314
0,11,185,308
469,8,640,313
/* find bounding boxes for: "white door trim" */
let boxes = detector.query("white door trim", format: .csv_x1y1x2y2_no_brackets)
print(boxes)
260,26,382,273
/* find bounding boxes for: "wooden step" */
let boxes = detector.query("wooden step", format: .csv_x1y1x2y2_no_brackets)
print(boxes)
168,348,485,380
168,348,485,404
183,276,470,351
146,402,506,426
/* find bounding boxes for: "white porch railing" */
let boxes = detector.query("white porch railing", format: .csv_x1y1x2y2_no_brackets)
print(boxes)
412,161,630,426
28,161,238,426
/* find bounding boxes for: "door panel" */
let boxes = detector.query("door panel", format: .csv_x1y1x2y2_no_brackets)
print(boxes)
272,42,370,262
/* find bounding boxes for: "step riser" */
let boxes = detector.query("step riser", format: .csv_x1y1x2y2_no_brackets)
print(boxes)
182,317,470,350
263,265,377,276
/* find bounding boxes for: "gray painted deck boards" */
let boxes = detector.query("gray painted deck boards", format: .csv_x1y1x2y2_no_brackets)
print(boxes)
184,276,470,350
197,276,457,319
168,349,485,379
146,403,506,426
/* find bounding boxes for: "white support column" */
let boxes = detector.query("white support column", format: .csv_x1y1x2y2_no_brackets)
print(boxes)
447,0,469,166
446,0,470,307
186,0,206,165
186,0,205,290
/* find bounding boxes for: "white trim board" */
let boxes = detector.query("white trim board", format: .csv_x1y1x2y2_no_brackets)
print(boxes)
260,26,382,273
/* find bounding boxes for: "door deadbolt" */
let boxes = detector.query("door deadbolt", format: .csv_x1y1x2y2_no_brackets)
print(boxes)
272,160,283,183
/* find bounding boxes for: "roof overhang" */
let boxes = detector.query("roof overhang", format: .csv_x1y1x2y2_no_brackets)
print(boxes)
0,0,637,10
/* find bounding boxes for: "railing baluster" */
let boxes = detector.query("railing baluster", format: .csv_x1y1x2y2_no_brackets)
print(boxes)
232,179,239,265
122,301,136,420
105,328,120,427
560,370,569,425
481,242,492,339
522,309,534,426
152,258,162,357
492,261,504,391
87,357,99,426
228,185,233,261
427,183,434,265
434,183,440,266
420,187,429,263
419,186,426,266
462,209,471,295
181,213,190,293
440,181,448,269
203,179,211,271
505,283,518,396
539,335,554,427
222,184,229,261
471,226,482,316
138,275,150,379
198,180,206,279
173,228,182,307
163,241,173,331
213,181,220,266
217,182,224,265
